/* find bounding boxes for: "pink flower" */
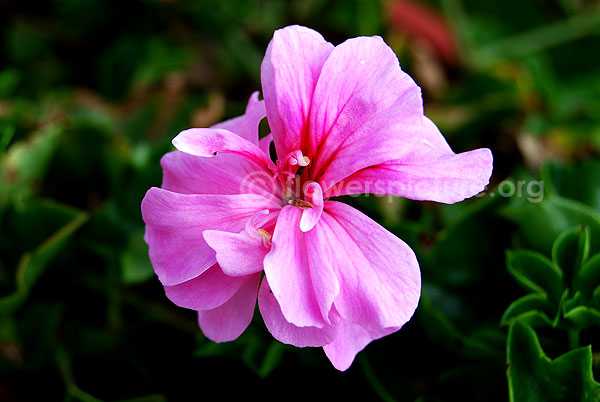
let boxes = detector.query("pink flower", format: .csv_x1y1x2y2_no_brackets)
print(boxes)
141,26,493,371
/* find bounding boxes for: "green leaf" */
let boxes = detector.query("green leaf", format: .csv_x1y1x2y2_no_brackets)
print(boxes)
56,342,167,402
564,306,600,330
418,287,502,359
120,230,154,285
0,209,88,313
0,314,17,342
501,293,554,327
553,227,590,285
0,124,15,154
417,287,464,351
194,339,234,359
574,254,600,298
427,195,508,286
594,286,600,307
471,13,600,68
0,125,61,203
18,303,64,366
131,38,192,90
562,290,585,315
542,160,600,211
0,68,20,98
247,341,285,379
194,328,285,378
507,321,600,402
553,289,572,327
506,250,563,301
502,195,600,254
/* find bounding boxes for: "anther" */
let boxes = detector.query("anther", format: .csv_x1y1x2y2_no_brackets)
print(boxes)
257,228,272,247
289,199,314,209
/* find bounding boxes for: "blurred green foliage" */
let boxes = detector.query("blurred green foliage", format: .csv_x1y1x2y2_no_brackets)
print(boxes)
0,0,599,401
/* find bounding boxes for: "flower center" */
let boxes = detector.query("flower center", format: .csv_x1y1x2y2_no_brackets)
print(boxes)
273,150,314,208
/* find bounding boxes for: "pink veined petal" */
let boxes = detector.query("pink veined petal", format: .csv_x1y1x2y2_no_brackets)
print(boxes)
261,25,334,158
172,128,276,173
198,273,261,343
170,128,281,201
306,36,423,190
321,201,421,330
212,91,265,145
263,206,340,328
258,279,339,347
324,117,494,203
203,209,278,277
141,187,278,285
161,151,273,197
299,181,324,232
323,320,399,371
164,263,247,310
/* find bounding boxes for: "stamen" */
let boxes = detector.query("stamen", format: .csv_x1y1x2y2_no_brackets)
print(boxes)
257,228,272,247
289,199,314,209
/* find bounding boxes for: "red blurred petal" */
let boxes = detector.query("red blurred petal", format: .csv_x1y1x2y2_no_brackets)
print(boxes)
387,0,458,64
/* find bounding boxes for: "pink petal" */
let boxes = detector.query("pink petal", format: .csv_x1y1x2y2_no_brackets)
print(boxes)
172,128,276,173
323,320,398,371
258,279,339,347
263,206,340,328
198,273,261,342
161,150,273,197
322,201,421,330
261,25,334,157
141,187,278,285
299,181,324,232
202,228,266,276
164,263,247,310
307,36,423,188
203,210,277,277
325,117,493,203
212,91,265,145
